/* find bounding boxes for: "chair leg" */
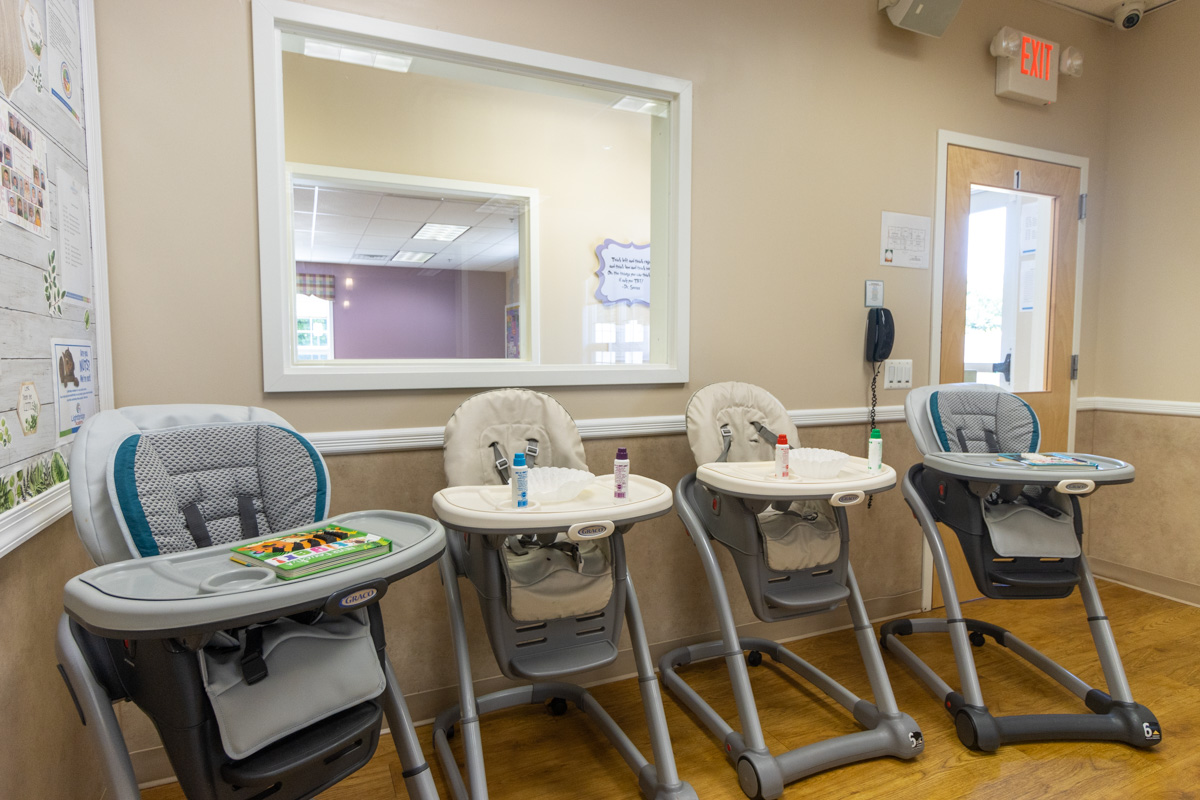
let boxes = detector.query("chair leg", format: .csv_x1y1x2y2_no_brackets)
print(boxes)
380,657,440,800
55,614,141,800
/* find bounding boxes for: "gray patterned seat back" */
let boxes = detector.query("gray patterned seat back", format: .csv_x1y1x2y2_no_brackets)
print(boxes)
70,405,329,564
905,383,1039,456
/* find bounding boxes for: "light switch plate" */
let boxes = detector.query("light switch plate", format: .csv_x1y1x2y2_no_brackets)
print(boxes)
883,359,913,390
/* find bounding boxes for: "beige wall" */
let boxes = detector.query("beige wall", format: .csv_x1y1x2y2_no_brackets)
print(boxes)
1093,0,1200,402
96,0,1120,430
11,1,1190,795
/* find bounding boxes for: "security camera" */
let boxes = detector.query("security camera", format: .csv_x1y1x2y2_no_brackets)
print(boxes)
1114,1,1145,30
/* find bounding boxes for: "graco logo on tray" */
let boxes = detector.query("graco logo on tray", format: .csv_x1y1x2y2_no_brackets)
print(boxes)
340,588,378,608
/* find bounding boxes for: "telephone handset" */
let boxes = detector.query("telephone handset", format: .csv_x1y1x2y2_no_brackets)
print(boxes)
865,308,895,363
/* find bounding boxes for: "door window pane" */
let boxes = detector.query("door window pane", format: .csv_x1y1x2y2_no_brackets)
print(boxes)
963,187,1054,392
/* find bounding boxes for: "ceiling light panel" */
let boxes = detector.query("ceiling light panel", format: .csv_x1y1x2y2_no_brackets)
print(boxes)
392,251,436,263
413,223,470,242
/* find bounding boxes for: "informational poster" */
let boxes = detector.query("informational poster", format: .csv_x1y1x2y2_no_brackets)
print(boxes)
56,166,91,305
45,0,84,128
504,303,520,358
51,338,96,442
594,239,651,306
17,382,40,436
0,97,50,238
880,211,930,269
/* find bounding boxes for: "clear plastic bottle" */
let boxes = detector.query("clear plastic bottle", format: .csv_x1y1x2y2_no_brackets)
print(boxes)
774,434,790,479
511,451,529,508
614,447,629,500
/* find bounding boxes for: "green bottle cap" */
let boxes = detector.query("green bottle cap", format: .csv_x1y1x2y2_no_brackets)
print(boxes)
870,428,881,439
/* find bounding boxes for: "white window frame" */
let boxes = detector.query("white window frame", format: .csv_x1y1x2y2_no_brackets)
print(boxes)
251,0,692,391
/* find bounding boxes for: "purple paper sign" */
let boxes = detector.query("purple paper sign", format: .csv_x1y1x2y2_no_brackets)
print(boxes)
594,239,651,306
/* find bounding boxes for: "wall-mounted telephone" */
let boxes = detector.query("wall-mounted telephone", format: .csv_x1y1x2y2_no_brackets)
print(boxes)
865,307,895,363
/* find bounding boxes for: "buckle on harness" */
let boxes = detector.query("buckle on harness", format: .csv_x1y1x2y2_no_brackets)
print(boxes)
240,627,269,685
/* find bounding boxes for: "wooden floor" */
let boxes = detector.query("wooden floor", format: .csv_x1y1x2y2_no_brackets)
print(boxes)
143,581,1200,799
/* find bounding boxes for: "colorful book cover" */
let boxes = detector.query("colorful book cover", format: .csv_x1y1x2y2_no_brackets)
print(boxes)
230,524,391,576
995,453,1099,468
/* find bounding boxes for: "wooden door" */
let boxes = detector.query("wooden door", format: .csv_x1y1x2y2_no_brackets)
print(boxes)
935,144,1082,607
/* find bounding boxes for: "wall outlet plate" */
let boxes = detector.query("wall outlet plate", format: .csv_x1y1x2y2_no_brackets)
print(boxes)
883,359,913,390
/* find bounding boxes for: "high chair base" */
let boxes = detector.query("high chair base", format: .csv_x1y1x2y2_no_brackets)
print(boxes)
434,550,697,800
880,466,1162,753
662,475,923,800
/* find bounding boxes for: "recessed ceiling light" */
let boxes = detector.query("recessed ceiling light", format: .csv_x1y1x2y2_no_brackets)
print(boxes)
413,223,470,242
303,40,341,61
392,251,436,263
339,46,374,66
302,38,412,74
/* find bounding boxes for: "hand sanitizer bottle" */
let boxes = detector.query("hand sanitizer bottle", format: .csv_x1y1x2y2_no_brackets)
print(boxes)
775,434,790,479
614,447,629,500
511,451,529,508
868,428,883,472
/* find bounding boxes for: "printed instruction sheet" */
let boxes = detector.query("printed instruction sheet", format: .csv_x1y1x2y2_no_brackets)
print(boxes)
880,211,930,269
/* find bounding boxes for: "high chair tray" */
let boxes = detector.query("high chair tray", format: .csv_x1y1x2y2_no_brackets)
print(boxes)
433,474,672,535
64,511,445,639
695,458,896,501
923,452,1134,486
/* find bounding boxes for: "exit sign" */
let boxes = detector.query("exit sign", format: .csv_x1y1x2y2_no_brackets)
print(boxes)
995,29,1060,105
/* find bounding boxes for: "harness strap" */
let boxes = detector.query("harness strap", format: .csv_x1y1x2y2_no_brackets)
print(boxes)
237,494,261,540
525,439,540,467
955,427,970,452
752,420,789,447
490,442,510,484
716,424,733,463
982,428,1000,453
239,626,269,685
181,503,213,549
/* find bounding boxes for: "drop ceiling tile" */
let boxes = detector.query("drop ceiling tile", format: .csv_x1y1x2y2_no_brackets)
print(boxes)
426,200,487,226
293,211,313,232
458,227,512,246
313,232,363,248
292,186,315,213
313,214,370,235
375,195,441,221
311,246,355,263
476,211,521,229
397,237,450,253
316,189,382,217
357,235,404,252
363,218,420,238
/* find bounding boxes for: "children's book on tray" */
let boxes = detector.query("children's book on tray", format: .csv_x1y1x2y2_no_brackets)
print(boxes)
993,453,1100,468
230,524,392,579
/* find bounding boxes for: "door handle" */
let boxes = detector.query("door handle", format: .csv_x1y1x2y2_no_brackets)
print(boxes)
992,352,1012,382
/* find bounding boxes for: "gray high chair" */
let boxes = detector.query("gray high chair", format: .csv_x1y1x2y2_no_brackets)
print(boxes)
660,382,923,800
880,383,1161,751
431,388,696,800
55,405,444,800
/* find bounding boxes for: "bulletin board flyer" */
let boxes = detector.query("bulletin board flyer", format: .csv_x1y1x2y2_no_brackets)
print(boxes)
52,338,96,442
0,97,50,239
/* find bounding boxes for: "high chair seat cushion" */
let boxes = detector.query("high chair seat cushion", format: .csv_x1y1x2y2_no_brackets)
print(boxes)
200,610,385,760
444,389,587,486
758,502,841,571
72,405,329,564
502,541,613,621
685,381,797,465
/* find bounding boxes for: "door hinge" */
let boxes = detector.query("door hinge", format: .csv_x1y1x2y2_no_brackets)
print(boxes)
1078,193,1087,220
1070,354,1079,380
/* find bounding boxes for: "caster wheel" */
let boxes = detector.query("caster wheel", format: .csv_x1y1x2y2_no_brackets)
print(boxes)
969,631,986,648
735,756,764,800
547,697,569,717
955,711,981,751
746,650,764,667
444,724,455,740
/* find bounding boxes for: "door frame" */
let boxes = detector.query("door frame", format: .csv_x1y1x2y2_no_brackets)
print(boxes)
920,130,1089,610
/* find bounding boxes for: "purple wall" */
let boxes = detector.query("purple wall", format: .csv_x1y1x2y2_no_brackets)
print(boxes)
298,262,506,359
